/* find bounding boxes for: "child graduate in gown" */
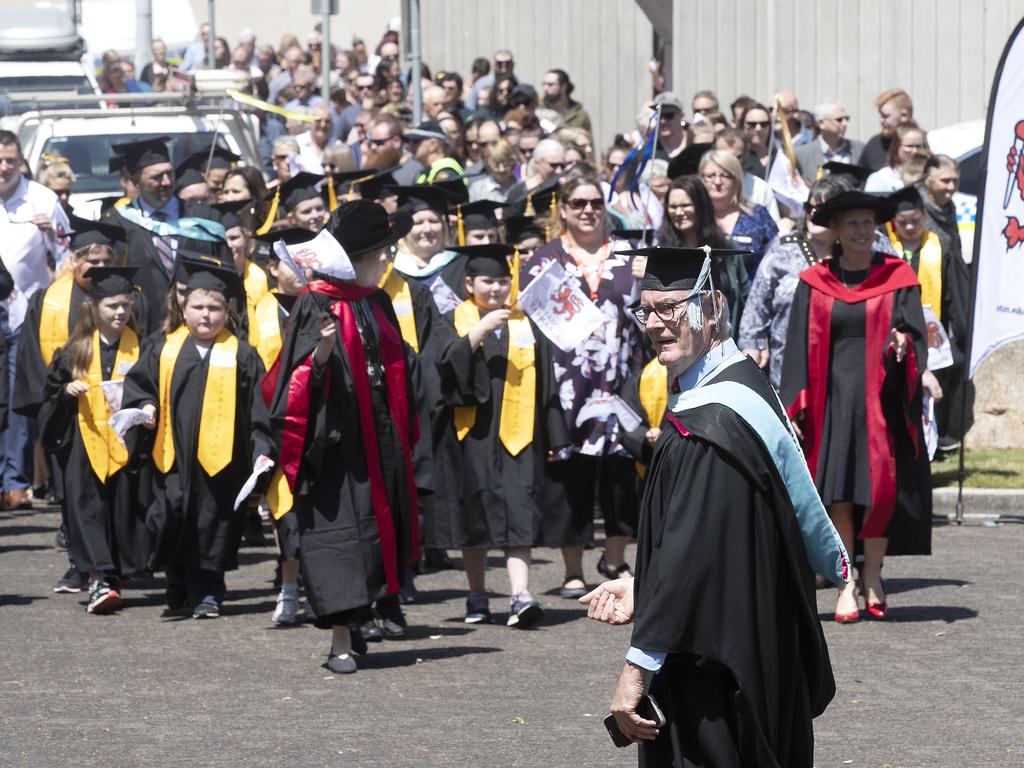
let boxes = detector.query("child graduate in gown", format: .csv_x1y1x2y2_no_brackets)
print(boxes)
122,259,275,619
435,244,567,627
267,200,420,673
37,266,149,614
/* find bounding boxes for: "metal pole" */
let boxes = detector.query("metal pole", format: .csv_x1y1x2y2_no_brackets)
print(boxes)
321,4,332,103
135,0,153,73
409,0,422,126
206,0,216,69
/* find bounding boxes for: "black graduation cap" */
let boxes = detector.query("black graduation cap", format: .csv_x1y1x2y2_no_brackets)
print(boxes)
452,243,515,278
621,246,748,291
254,227,318,259
213,198,258,232
821,161,873,187
359,170,398,202
810,190,896,227
189,145,241,171
391,184,450,215
504,175,560,218
182,256,244,301
68,213,126,250
667,142,713,179
432,178,470,206
109,136,171,174
174,161,208,195
93,195,127,216
887,184,924,213
278,172,325,211
108,154,126,174
457,199,503,231
328,169,377,200
503,215,543,244
84,265,137,299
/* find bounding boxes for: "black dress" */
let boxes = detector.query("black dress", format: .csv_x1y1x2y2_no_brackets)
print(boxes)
38,340,151,576
433,312,567,548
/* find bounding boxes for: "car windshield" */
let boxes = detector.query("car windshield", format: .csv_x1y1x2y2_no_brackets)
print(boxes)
40,132,233,193
0,75,98,114
957,149,981,198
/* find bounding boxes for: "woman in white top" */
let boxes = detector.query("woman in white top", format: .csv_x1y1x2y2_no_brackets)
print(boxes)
865,124,929,193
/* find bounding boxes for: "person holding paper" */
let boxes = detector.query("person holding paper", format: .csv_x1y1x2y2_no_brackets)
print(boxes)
266,201,421,674
781,190,932,624
434,244,568,627
37,267,150,614
521,174,643,597
13,217,148,594
121,260,274,620
581,246,840,766
885,185,968,449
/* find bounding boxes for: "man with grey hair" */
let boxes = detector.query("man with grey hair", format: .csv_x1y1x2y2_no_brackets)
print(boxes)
422,85,447,121
284,65,325,112
581,246,845,767
793,99,864,184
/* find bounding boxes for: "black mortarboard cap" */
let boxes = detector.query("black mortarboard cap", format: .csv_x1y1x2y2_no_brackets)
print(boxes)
621,246,747,291
68,214,127,250
182,255,244,301
278,172,325,211
95,195,127,216
213,198,258,232
84,265,137,299
821,161,873,186
254,226,319,247
452,243,515,278
328,169,377,199
810,190,896,227
109,136,171,174
503,175,559,218
108,154,126,174
174,167,207,194
189,145,241,171
432,178,470,206
359,170,398,202
887,184,924,213
666,142,713,179
391,184,450,215
503,215,543,244
458,199,503,230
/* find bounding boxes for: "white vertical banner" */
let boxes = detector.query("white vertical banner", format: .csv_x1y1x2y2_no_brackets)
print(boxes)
970,16,1024,377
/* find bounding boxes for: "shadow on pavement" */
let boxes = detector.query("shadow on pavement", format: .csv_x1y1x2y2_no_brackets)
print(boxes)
884,577,971,595
817,605,978,623
352,644,502,669
0,544,52,554
0,524,57,537
0,593,48,607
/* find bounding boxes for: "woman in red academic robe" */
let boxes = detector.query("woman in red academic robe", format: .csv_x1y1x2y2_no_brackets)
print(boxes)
781,191,938,624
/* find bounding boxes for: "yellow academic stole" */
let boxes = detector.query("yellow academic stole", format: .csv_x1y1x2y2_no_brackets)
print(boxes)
252,291,285,370
153,326,238,476
452,300,535,456
39,272,76,366
636,357,668,478
267,467,293,520
78,327,139,482
378,263,419,352
887,224,943,320
243,259,270,340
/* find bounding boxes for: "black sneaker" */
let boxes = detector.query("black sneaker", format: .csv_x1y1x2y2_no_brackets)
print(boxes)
87,579,122,614
53,567,87,593
360,620,384,642
507,593,544,628
464,594,492,624
192,599,220,619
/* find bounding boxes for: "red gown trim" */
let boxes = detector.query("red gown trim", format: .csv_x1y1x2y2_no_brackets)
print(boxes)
798,256,920,302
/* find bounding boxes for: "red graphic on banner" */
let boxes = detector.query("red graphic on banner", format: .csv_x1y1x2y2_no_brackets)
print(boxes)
1002,120,1024,248
289,246,319,268
549,284,584,320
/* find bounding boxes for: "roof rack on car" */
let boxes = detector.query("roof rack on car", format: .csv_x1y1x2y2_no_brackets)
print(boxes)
7,92,191,106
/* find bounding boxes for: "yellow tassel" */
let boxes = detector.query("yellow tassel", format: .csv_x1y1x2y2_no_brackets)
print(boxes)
457,203,466,246
524,192,535,216
509,247,520,307
327,175,339,212
547,194,557,243
256,188,280,235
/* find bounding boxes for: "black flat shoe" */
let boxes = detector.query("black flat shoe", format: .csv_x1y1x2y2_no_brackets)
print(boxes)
596,554,632,580
326,653,357,674
559,578,588,600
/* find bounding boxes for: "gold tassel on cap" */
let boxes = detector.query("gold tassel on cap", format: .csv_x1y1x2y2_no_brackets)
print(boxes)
256,188,280,235
524,191,535,216
509,247,521,307
547,194,557,243
327,175,339,212
457,203,466,246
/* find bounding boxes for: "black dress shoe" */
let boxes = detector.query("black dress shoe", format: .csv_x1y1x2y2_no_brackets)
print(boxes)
360,620,384,642
348,624,369,655
596,553,633,580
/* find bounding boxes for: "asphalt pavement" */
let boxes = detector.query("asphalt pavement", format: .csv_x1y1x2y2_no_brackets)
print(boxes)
1,505,1021,768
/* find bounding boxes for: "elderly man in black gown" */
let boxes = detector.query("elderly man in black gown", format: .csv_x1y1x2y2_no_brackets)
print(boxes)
581,246,848,767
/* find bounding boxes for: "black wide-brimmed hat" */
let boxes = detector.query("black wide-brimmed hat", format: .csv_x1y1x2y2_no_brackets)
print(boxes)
810,190,896,227
326,199,413,257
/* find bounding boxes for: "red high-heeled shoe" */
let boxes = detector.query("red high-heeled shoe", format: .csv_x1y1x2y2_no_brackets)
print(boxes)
865,601,888,620
834,608,862,623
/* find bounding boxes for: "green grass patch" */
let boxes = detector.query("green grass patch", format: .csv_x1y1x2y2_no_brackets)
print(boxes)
930,448,1024,489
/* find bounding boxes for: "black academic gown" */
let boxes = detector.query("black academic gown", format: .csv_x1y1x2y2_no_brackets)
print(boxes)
268,286,419,628
37,342,151,576
632,357,836,768
433,312,566,548
14,282,149,417
115,199,225,332
122,332,274,575
780,257,932,556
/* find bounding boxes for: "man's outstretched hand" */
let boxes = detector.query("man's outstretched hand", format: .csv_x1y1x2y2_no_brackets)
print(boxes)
579,577,635,625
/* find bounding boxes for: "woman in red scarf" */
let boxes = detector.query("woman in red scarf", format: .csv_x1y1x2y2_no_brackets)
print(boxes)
781,191,935,623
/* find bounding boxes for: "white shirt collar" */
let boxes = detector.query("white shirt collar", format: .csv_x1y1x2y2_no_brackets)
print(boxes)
675,338,743,393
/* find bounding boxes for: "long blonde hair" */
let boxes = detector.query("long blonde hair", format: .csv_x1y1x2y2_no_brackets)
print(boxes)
66,296,139,380
698,149,752,214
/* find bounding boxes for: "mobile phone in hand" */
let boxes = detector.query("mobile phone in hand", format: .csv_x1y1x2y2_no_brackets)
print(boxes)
603,694,667,747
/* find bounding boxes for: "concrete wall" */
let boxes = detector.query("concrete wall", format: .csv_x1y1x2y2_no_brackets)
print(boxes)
186,0,400,56
671,0,1024,137
418,0,655,149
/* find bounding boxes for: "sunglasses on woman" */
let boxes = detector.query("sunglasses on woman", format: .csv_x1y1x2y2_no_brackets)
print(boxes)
566,197,605,212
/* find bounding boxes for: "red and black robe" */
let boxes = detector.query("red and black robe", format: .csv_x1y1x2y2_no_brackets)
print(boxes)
780,254,931,556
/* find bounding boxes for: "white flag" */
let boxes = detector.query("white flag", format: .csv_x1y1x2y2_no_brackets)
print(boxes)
969,17,1024,377
273,229,354,283
515,259,606,352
